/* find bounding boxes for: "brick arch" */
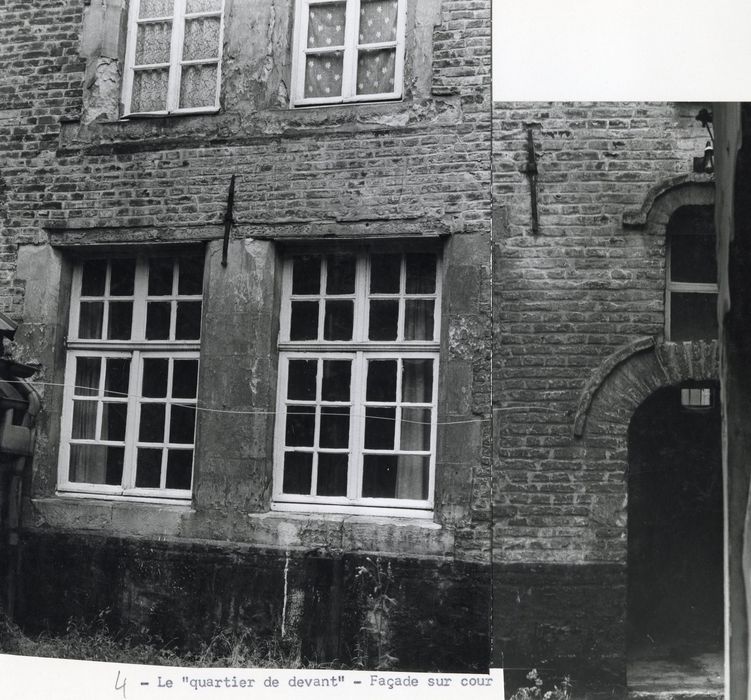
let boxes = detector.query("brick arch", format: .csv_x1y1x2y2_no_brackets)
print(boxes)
622,175,715,230
575,339,719,439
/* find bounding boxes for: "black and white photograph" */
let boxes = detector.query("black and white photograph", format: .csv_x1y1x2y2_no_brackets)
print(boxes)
0,1,750,698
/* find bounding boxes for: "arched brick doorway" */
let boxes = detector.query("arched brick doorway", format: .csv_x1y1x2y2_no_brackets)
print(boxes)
575,338,723,692
627,382,723,654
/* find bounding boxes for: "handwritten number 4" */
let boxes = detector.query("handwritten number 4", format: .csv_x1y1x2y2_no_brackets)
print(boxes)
115,670,127,699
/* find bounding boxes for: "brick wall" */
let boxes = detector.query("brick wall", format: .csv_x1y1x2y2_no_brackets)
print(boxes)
491,101,712,564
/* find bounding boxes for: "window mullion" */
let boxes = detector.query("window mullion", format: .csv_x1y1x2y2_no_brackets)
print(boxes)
311,357,323,496
394,358,403,453
167,0,185,112
132,258,149,341
349,351,366,500
342,0,359,99
161,358,174,489
354,253,368,341
122,349,143,490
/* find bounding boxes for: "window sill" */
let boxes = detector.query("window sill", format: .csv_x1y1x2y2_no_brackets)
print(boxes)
270,501,438,523
31,495,191,538
55,490,193,507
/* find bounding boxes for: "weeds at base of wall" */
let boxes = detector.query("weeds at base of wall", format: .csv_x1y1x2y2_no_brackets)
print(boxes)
353,556,398,671
0,607,306,668
509,669,573,700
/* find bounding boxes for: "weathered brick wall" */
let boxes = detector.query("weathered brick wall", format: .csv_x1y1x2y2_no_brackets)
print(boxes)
1,0,492,567
0,0,85,311
492,102,713,564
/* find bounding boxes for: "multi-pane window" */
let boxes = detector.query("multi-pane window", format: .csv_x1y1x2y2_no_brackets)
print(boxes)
274,250,440,514
666,205,718,341
121,0,225,116
58,252,204,500
291,0,406,106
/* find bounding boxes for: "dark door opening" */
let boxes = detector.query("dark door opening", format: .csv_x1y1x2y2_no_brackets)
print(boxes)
627,384,723,683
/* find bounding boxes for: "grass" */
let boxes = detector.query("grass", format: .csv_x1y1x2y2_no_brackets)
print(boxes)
0,610,306,668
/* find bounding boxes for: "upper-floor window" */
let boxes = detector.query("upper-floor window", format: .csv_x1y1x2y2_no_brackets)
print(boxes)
121,0,225,117
291,0,406,107
274,248,440,515
58,252,204,500
666,205,718,341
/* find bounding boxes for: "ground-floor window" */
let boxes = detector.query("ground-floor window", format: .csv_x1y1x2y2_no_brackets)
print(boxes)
273,247,441,514
58,251,204,500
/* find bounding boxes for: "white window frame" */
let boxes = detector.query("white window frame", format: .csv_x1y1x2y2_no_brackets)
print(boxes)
57,254,203,502
290,0,407,107
273,250,441,517
665,231,718,342
121,0,225,118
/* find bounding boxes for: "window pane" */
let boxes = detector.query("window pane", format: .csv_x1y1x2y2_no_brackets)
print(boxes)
404,300,434,341
169,405,196,444
366,360,396,401
72,400,97,440
362,454,427,500
146,301,172,339
321,360,350,401
292,256,321,295
671,234,717,284
136,448,163,487
176,301,202,339
402,359,433,403
671,292,718,341
288,360,317,400
362,455,397,498
102,402,127,442
148,257,174,295
139,0,174,18
320,407,349,448
317,453,348,496
81,260,106,296
405,253,436,293
307,3,346,47
186,0,222,12
326,255,356,294
104,359,130,397
304,52,343,99
323,300,353,340
179,64,218,109
110,259,136,295
395,454,429,500
282,452,312,494
359,0,398,43
370,254,400,293
369,300,398,340
79,302,104,339
135,20,172,64
173,360,198,398
400,408,431,451
142,358,169,397
75,357,101,396
178,255,204,295
183,16,221,60
108,301,133,340
285,405,315,446
139,403,166,442
364,407,395,449
290,301,319,340
131,68,169,112
166,450,193,490
69,444,124,485
356,48,396,95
